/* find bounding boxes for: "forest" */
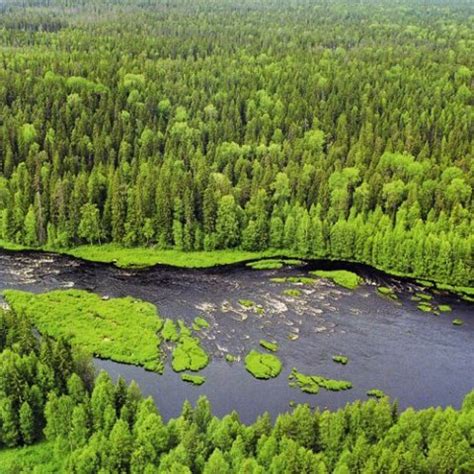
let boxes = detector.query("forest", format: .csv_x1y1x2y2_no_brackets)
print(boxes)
0,0,472,286
0,0,473,472
0,307,473,473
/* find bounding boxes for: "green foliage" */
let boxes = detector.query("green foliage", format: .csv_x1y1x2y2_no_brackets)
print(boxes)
181,374,206,385
377,286,398,300
417,303,434,313
438,304,452,312
0,0,471,288
289,368,353,394
367,389,387,399
452,319,464,326
244,350,282,379
283,289,302,297
3,289,164,371
238,299,255,308
332,355,349,365
247,259,304,270
0,304,473,473
171,335,209,372
310,270,362,289
193,316,210,330
162,319,179,342
259,339,279,352
0,442,61,472
67,245,281,269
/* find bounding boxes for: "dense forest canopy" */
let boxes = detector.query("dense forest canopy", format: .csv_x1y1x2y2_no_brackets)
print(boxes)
0,0,472,285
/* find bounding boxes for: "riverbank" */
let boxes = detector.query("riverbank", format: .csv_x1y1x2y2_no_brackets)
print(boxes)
0,240,472,298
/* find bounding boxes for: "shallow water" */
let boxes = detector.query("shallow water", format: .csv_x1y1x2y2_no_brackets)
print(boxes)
0,250,472,423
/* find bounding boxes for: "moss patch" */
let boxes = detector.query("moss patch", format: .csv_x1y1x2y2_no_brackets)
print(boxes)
192,316,209,331
3,289,164,371
417,303,433,313
171,334,209,372
332,355,349,365
181,374,206,385
367,389,386,399
283,288,302,297
438,304,452,312
259,339,279,352
310,270,362,289
162,319,179,342
244,350,282,379
239,299,255,308
289,368,352,394
377,286,398,300
452,319,463,326
415,292,432,301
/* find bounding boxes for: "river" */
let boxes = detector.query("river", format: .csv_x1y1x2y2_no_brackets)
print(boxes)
0,250,472,423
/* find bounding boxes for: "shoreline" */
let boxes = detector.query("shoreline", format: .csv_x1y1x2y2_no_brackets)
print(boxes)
0,241,472,298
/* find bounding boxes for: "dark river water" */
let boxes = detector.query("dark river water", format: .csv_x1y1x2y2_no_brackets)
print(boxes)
0,250,472,423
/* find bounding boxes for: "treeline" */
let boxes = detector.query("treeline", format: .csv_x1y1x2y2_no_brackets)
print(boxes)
1,307,473,473
0,0,473,285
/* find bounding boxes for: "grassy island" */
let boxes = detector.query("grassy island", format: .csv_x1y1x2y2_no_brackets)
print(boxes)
3,289,164,371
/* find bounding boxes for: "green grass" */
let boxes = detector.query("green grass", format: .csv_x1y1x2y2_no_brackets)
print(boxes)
367,389,386,399
68,244,284,269
289,368,353,394
244,350,282,379
181,374,206,385
3,289,164,371
310,270,362,289
0,441,62,473
452,319,464,326
246,258,304,270
283,288,302,297
259,339,279,352
332,355,349,365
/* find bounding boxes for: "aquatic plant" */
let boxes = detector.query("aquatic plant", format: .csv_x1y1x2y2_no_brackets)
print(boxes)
289,368,352,394
239,299,255,308
310,270,362,289
452,319,463,326
244,350,282,379
283,288,302,297
259,339,279,352
367,389,386,398
332,355,349,365
181,374,206,385
193,316,210,330
162,319,179,341
438,305,452,312
417,303,433,313
415,292,432,301
171,335,209,372
377,286,398,300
